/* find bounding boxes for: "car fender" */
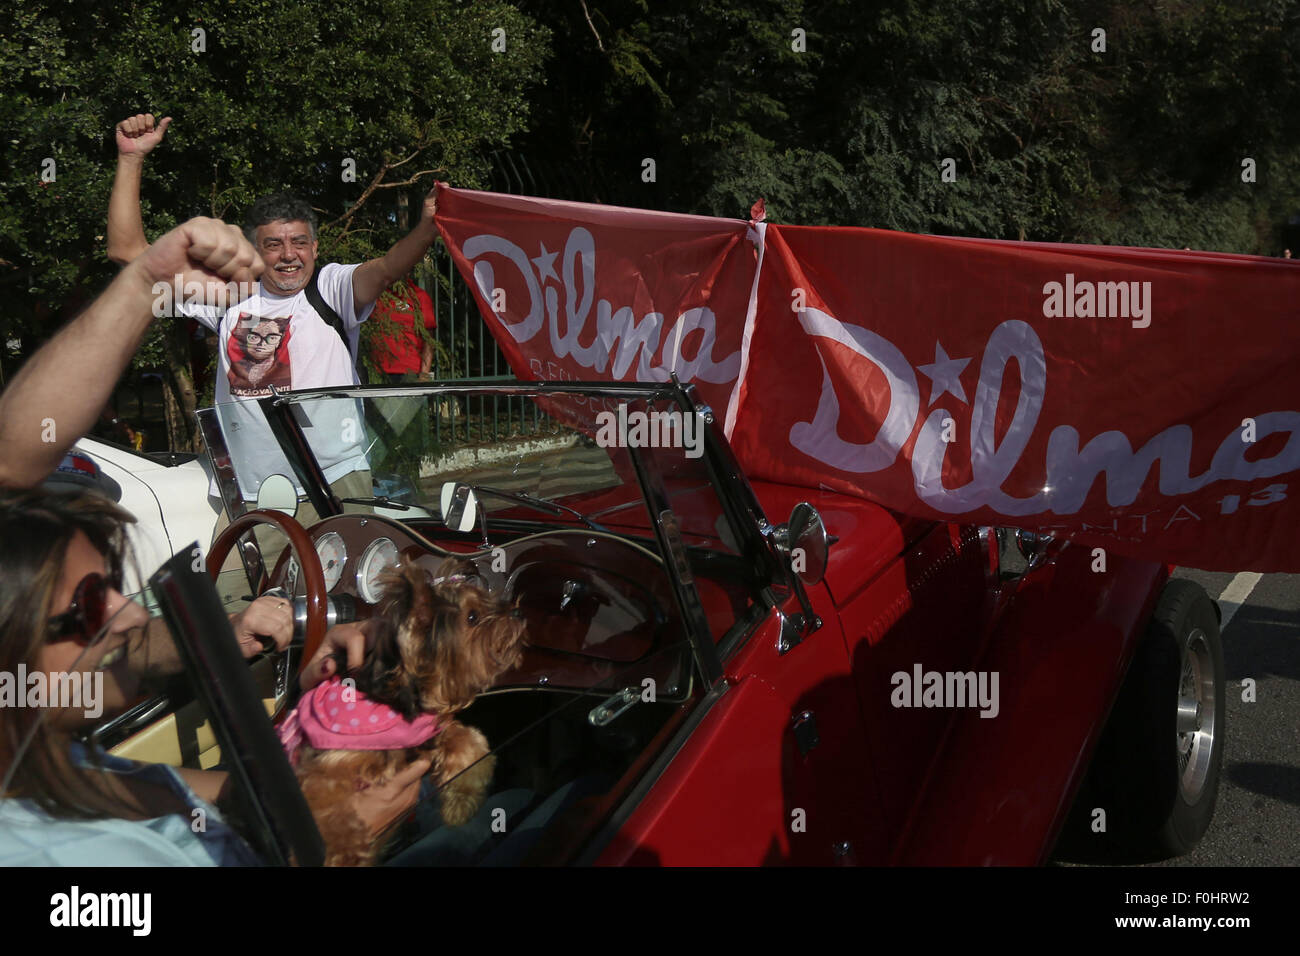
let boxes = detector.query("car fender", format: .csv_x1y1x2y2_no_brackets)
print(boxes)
73,439,219,594
138,459,220,558
891,541,1168,865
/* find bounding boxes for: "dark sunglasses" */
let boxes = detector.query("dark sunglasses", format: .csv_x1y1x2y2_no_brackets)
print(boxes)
46,572,121,644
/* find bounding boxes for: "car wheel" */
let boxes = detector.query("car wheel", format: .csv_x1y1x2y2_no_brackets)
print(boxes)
1056,579,1225,863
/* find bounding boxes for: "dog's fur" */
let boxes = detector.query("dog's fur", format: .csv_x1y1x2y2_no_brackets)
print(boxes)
292,557,527,866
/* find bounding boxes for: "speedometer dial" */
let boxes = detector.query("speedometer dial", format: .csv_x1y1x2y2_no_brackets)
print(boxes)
315,532,347,592
357,538,400,603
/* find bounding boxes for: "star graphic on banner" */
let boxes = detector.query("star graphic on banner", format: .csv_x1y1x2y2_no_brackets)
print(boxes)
532,243,559,282
917,342,971,405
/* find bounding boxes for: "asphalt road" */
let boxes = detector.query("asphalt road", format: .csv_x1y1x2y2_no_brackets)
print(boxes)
1149,567,1300,866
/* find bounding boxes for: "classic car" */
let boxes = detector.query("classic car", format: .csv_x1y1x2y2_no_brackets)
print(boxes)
64,437,220,597
100,377,1225,866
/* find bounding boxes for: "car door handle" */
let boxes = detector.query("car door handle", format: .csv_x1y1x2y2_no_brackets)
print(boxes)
588,687,640,727
791,710,819,756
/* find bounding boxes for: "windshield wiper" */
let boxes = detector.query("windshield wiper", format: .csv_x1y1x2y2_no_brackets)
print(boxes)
470,485,611,533
338,495,414,511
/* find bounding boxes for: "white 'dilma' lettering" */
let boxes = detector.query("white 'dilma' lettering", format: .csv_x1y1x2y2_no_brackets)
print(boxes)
1042,273,1152,328
462,227,741,384
793,314,1300,517
789,307,919,473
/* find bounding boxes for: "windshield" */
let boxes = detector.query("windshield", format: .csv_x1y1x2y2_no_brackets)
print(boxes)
212,386,742,552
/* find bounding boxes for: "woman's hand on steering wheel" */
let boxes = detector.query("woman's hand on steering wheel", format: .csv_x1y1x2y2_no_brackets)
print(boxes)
229,594,296,658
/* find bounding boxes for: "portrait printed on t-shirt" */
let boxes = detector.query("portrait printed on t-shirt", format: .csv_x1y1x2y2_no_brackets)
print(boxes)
228,313,292,397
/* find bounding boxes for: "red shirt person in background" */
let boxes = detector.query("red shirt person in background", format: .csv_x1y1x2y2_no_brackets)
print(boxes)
367,280,437,384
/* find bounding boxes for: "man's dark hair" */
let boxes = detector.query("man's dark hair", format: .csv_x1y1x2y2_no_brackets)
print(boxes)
242,193,318,243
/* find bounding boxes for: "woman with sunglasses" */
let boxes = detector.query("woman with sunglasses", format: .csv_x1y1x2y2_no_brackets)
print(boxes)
0,489,429,865
0,215,426,864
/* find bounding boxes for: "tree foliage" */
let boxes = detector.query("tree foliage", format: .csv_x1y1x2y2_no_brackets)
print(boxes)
517,0,1300,251
4,0,1299,419
0,0,548,344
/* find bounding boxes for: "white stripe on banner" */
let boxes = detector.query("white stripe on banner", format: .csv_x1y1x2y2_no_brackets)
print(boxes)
724,221,767,439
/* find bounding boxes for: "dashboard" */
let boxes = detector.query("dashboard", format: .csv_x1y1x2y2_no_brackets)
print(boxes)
273,514,693,697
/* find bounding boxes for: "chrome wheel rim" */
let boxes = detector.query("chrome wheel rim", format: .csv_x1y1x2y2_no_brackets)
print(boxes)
1176,628,1216,802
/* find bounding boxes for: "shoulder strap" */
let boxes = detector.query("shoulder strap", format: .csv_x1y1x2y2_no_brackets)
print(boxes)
304,263,354,362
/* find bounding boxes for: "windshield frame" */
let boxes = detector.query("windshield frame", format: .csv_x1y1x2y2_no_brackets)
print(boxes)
207,378,791,679
252,379,720,522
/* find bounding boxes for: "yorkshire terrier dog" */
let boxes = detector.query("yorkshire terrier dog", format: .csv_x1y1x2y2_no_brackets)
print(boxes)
278,557,527,866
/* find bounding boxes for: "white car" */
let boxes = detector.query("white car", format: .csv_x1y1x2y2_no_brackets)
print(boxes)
65,437,220,595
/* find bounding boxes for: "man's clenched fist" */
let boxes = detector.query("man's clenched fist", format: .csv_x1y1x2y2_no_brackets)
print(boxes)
116,113,171,157
132,217,264,308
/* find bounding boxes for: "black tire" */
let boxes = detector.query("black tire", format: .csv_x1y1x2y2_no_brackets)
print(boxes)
1057,579,1225,863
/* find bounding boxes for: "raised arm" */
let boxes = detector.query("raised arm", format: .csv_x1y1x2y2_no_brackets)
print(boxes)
0,218,262,488
351,189,439,311
106,113,171,265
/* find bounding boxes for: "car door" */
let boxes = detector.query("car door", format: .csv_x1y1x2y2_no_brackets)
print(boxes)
832,520,992,851
592,489,886,865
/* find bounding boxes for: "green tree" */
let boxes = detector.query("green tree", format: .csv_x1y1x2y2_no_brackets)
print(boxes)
811,0,1300,248
515,0,847,220
516,0,1300,249
0,0,548,447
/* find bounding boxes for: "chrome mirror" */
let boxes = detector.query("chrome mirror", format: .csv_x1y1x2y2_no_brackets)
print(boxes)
255,474,298,516
782,502,830,586
440,481,479,534
1015,528,1055,571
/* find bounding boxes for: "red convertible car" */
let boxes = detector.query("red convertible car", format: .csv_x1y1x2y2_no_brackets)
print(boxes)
114,378,1223,866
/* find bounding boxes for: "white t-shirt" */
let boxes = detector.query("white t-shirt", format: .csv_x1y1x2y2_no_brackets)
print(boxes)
183,263,375,500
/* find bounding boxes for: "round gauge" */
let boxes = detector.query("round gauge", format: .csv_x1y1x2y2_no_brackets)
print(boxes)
314,532,347,592
356,538,400,603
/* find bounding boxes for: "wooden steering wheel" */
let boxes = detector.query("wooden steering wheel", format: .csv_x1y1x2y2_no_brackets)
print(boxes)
205,510,330,701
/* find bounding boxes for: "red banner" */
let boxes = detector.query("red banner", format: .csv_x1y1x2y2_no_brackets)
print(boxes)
436,183,1300,571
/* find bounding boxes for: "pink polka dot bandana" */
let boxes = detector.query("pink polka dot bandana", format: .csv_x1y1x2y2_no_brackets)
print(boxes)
279,676,440,766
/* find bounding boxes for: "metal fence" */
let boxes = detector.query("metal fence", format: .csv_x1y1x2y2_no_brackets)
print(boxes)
411,243,560,452
403,151,605,453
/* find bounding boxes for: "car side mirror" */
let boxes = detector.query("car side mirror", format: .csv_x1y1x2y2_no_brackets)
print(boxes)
256,474,298,516
773,502,830,587
440,481,480,533
1015,528,1055,572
